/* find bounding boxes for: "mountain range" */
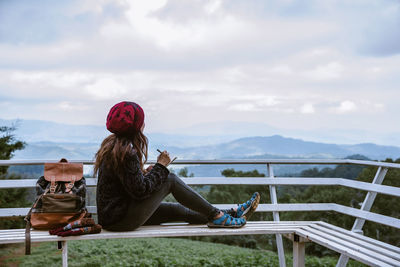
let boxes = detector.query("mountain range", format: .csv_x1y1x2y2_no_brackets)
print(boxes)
3,118,400,177
2,118,399,161
10,135,400,162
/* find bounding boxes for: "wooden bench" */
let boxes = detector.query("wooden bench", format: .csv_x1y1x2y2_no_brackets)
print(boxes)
1,221,399,267
1,159,400,267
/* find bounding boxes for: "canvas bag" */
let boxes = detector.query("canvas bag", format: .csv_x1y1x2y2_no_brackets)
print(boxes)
24,158,87,254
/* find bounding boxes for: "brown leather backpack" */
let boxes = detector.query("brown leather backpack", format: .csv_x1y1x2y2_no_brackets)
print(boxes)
24,158,88,254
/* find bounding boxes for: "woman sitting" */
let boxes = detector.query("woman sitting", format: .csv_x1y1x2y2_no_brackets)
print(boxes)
94,101,260,231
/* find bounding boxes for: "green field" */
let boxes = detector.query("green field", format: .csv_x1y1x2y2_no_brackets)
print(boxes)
0,238,366,267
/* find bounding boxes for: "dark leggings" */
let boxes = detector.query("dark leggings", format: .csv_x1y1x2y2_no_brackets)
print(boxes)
106,173,220,231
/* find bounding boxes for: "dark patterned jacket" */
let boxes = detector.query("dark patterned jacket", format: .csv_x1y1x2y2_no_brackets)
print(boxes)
96,151,169,227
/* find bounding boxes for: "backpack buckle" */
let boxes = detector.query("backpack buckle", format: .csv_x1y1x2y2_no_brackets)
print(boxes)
65,176,76,193
50,176,56,193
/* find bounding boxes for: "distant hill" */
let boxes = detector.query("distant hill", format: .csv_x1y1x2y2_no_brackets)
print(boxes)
4,118,400,178
164,135,400,160
12,135,400,162
13,142,100,160
10,133,400,177
0,118,239,147
4,118,400,147
0,118,108,143
3,117,400,162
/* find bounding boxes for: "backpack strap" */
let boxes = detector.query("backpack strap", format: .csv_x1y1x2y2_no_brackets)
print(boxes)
25,217,31,255
25,188,48,255
24,203,34,255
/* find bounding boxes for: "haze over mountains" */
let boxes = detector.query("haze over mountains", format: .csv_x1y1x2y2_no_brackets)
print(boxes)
2,119,400,161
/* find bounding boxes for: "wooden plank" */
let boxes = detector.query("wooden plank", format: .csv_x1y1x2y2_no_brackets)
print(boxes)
0,227,299,244
0,227,301,242
1,220,398,267
299,226,400,266
0,223,308,237
316,221,400,254
309,224,400,261
294,228,394,267
0,224,309,239
0,222,305,244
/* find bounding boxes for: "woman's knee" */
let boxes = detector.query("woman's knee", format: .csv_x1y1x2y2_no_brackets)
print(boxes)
168,172,179,180
166,172,180,185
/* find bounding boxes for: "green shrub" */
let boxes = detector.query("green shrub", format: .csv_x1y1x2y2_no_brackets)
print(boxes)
2,238,366,267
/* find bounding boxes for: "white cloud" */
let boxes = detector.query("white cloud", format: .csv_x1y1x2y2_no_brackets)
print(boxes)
269,65,293,75
300,103,315,114
58,101,89,111
0,0,400,139
335,100,357,114
304,62,344,81
116,0,248,50
228,103,259,112
84,78,128,100
256,96,280,107
10,71,91,89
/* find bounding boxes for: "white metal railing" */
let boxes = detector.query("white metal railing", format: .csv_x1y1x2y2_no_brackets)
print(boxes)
0,158,399,267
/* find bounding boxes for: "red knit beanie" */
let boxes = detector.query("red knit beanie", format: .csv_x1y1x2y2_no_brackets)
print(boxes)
106,101,145,136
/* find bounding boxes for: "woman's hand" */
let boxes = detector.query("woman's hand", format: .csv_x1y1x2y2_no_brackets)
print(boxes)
157,151,171,166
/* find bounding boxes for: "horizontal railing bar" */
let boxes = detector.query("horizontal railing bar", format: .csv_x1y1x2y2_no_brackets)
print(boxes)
0,204,332,217
0,179,92,188
183,177,340,186
0,159,94,165
258,204,400,228
331,204,400,229
346,159,400,169
2,177,399,198
339,179,400,197
2,203,398,229
1,159,400,168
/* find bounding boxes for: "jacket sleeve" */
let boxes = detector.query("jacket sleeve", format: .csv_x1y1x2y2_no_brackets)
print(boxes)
120,152,169,200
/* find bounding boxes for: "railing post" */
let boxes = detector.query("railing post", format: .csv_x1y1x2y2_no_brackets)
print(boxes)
336,166,388,267
267,163,286,267
293,234,305,267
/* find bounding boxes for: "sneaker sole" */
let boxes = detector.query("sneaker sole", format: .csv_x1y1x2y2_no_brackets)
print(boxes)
243,192,260,220
207,221,247,228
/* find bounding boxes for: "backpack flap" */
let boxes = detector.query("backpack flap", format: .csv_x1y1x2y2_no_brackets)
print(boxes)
44,158,83,193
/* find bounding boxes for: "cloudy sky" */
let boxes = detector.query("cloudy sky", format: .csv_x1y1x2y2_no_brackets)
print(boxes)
0,0,399,145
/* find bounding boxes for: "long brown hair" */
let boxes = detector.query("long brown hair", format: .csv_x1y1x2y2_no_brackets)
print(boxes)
93,131,148,177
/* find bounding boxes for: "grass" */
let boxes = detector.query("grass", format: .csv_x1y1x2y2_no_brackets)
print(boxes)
0,238,366,267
